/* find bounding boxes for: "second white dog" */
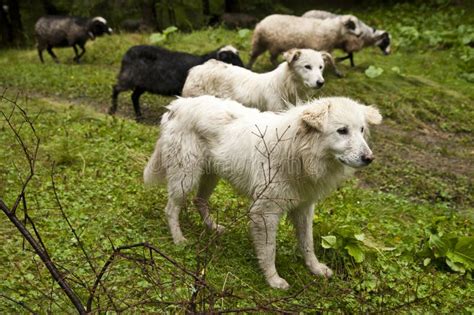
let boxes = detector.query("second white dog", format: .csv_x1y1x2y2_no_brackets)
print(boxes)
183,49,337,111
144,95,382,289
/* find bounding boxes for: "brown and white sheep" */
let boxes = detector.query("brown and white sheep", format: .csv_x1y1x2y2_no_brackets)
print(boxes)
302,10,391,66
248,14,389,68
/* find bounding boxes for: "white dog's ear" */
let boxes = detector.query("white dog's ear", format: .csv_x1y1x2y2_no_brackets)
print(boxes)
320,51,343,77
283,49,301,64
365,105,382,125
301,102,331,132
320,51,333,65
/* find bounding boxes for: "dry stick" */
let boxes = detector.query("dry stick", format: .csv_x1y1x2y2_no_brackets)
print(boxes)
0,293,38,314
50,165,119,312
0,199,86,314
385,274,465,312
0,104,39,214
0,97,87,314
87,242,205,312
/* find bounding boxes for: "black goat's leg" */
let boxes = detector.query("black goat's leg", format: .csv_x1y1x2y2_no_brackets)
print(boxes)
349,52,355,67
72,45,80,62
46,46,59,63
75,44,86,63
109,84,126,115
131,88,145,121
38,48,44,63
336,53,355,67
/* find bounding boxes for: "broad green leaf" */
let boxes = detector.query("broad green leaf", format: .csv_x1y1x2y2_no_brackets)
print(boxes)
354,233,365,241
446,258,466,273
345,243,365,263
149,33,166,44
423,258,431,266
446,237,474,270
163,26,178,35
362,237,396,251
321,235,337,249
238,28,251,38
365,66,384,78
428,234,449,258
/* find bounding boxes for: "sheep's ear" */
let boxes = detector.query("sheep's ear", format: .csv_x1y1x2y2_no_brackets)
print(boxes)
218,51,230,60
283,49,301,64
301,101,331,132
365,105,382,125
343,17,356,31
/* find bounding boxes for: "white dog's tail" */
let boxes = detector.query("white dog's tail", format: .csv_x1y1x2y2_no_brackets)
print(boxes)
143,137,166,187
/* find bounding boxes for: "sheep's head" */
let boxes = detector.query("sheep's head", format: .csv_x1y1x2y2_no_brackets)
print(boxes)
88,17,113,40
217,45,244,67
284,49,326,89
359,25,391,55
340,15,363,38
339,16,391,55
373,29,391,55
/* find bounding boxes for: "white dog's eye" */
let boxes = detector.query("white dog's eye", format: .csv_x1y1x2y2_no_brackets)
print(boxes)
361,127,364,133
319,65,323,70
304,65,312,70
337,127,349,135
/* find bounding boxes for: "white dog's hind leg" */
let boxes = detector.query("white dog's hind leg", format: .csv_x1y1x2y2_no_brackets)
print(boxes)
165,197,187,244
194,174,225,233
166,170,201,244
250,210,289,289
289,205,333,278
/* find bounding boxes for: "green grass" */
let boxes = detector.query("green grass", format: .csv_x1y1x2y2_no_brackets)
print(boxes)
0,2,473,312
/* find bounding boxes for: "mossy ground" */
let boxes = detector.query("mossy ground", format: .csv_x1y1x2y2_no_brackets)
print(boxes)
0,3,473,313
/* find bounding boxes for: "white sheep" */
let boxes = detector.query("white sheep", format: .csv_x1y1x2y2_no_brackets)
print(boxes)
183,48,335,111
301,10,337,19
302,10,391,66
248,14,390,69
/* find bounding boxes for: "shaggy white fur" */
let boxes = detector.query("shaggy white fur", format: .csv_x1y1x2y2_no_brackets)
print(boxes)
144,95,382,289
183,49,333,111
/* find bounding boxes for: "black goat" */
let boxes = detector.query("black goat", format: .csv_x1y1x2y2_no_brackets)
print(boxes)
35,16,112,63
109,45,244,120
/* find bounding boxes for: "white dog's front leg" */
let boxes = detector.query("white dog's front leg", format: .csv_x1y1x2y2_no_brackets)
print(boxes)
250,211,289,289
289,205,333,278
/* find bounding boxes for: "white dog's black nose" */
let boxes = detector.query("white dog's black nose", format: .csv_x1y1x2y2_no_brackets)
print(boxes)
361,154,374,165
316,80,325,88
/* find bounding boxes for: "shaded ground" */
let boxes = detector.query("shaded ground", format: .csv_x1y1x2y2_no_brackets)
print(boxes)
0,8,473,311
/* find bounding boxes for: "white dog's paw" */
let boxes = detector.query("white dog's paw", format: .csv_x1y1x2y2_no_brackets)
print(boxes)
267,276,290,290
309,263,333,278
173,234,188,245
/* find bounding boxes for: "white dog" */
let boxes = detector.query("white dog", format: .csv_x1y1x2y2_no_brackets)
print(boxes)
183,49,338,111
144,95,382,289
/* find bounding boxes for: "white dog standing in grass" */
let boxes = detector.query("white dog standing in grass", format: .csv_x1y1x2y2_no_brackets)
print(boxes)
183,49,340,111
144,95,382,289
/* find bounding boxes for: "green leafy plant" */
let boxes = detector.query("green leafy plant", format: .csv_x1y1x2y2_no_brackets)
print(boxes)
321,226,394,263
365,66,384,78
237,28,251,39
149,26,179,44
419,231,474,273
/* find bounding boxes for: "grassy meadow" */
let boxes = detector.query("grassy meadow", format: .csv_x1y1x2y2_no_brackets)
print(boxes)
0,2,473,313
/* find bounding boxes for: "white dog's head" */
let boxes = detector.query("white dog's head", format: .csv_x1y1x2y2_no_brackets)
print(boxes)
301,97,382,168
283,49,328,89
